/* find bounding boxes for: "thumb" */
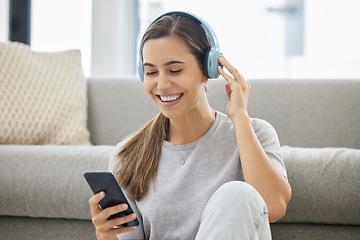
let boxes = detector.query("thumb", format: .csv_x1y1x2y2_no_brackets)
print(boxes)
225,83,232,100
89,191,105,215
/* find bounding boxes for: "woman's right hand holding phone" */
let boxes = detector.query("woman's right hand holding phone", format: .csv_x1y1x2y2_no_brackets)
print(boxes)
89,191,137,240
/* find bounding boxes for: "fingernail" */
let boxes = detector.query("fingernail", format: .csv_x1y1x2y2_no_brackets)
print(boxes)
121,204,128,210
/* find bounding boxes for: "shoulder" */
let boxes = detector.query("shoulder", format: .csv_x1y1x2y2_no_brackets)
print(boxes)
251,118,282,152
215,111,234,130
216,112,280,147
251,118,277,134
108,136,133,173
216,112,277,137
209,111,236,140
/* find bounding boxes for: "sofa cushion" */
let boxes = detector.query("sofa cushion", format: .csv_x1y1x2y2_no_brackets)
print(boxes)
87,77,159,145
280,146,360,225
0,145,112,220
207,79,360,149
0,41,90,145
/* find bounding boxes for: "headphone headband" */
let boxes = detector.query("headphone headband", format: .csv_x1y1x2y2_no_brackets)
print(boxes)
150,11,220,51
137,11,222,82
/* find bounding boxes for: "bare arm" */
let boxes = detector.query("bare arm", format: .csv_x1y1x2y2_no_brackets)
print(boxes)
232,114,291,222
218,56,292,222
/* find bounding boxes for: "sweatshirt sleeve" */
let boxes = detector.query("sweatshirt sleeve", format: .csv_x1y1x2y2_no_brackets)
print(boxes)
251,118,288,179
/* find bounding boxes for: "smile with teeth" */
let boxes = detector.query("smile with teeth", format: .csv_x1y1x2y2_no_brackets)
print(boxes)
158,93,183,102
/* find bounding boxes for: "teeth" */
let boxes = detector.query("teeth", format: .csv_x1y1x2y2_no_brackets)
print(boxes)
160,94,181,102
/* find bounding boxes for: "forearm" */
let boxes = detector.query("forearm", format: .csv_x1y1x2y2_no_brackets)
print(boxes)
232,113,291,222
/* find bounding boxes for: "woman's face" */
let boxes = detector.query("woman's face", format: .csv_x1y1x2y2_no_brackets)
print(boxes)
142,36,208,119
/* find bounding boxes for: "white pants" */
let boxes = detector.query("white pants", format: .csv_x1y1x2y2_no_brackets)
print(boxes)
195,181,272,240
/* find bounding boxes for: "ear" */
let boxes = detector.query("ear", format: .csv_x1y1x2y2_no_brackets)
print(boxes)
202,75,209,84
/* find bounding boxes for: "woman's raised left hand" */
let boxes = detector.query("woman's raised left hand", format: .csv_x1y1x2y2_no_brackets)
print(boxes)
218,56,251,122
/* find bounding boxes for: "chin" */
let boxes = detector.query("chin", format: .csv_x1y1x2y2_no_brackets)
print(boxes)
159,110,178,120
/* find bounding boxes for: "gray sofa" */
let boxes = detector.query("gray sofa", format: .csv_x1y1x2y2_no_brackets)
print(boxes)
1,77,359,240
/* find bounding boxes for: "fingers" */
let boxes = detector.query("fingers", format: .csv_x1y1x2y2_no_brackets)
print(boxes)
105,213,137,229
225,83,232,100
111,225,137,235
218,64,236,85
89,192,138,239
218,56,251,90
89,192,135,226
97,224,136,240
95,211,137,238
89,191,105,215
218,56,244,83
100,203,128,222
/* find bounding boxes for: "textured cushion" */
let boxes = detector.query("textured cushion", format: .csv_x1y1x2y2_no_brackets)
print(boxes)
0,41,90,145
280,146,360,225
0,145,112,219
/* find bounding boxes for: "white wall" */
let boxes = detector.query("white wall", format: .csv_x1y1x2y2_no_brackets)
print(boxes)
0,0,9,42
31,0,92,76
24,0,360,79
138,0,360,79
91,0,138,77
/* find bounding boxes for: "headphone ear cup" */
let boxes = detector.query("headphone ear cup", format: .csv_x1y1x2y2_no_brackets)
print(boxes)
137,57,145,82
203,49,223,79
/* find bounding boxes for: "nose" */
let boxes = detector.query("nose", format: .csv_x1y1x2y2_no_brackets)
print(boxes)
157,73,172,92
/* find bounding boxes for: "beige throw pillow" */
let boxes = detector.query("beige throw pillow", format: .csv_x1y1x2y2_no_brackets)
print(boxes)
0,41,91,145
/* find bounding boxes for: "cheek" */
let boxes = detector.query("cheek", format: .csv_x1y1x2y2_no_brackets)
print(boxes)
181,70,204,87
184,76,205,91
143,79,155,97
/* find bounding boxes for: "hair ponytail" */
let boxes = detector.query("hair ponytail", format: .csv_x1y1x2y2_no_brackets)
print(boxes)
114,112,169,201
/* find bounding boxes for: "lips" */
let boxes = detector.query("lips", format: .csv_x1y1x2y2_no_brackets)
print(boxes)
159,94,182,102
156,93,184,105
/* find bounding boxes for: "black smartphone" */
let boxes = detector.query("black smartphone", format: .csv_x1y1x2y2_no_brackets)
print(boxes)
83,171,139,227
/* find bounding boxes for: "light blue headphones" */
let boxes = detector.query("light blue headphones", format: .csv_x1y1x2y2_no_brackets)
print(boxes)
137,11,223,82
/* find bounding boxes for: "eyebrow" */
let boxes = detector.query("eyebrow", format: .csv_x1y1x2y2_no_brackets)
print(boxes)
143,60,185,67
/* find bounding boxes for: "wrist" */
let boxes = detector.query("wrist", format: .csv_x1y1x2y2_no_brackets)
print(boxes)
230,111,251,125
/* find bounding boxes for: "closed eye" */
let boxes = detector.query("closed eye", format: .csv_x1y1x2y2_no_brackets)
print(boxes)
146,71,158,76
170,69,182,74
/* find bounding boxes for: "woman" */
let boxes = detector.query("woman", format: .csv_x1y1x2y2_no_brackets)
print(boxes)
89,12,291,240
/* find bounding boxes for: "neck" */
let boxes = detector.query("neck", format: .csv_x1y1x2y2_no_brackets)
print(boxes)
168,105,215,145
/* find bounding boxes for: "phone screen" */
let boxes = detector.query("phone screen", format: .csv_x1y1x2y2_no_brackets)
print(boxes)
84,171,139,227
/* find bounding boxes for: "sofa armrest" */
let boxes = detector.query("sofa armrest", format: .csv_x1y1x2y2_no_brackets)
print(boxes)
280,146,360,225
0,145,113,220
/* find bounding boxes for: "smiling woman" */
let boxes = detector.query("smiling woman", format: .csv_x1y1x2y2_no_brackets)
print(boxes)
88,12,291,240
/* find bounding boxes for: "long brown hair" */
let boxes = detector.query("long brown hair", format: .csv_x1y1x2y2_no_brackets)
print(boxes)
114,14,211,201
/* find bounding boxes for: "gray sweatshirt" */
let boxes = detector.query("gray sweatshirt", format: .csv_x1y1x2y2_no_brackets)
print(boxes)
109,111,287,240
